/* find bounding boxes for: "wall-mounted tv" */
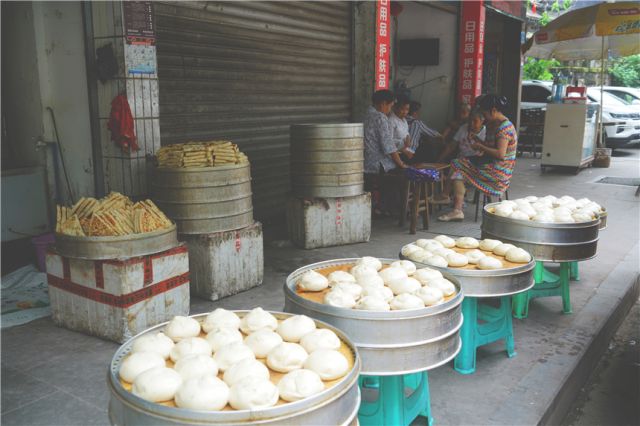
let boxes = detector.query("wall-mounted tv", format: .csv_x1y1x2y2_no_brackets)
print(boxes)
398,38,440,66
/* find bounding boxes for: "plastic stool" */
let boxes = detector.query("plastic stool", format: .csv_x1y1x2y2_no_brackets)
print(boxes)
358,372,433,426
454,296,516,375
570,261,580,281
512,261,573,319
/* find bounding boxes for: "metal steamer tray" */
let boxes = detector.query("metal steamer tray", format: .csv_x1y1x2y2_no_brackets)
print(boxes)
284,259,463,376
108,311,361,426
55,225,178,260
399,249,535,298
481,202,601,262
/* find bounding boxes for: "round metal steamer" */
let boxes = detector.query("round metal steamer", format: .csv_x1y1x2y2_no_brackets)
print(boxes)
151,163,254,235
290,124,364,198
399,250,535,298
284,259,463,376
108,311,361,426
55,225,178,260
481,202,601,262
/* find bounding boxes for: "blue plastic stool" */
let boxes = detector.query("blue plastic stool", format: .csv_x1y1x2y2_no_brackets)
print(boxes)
358,372,433,426
512,261,575,319
454,296,516,375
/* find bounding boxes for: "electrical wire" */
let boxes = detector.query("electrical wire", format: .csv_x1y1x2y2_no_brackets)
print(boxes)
46,107,75,204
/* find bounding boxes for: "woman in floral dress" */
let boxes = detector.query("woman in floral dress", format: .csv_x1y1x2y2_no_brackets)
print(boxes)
434,95,517,222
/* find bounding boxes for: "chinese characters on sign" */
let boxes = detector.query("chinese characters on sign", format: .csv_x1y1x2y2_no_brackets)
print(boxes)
123,1,155,45
123,1,157,74
375,0,390,90
457,1,486,106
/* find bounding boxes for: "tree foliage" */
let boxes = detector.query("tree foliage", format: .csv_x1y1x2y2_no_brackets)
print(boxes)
609,55,640,87
523,58,560,80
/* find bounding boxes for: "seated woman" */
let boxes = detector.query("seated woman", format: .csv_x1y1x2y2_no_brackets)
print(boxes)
436,102,472,164
436,109,485,167
364,90,408,215
433,95,517,222
389,96,414,161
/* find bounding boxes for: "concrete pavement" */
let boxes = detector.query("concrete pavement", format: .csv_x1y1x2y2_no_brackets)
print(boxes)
2,149,639,425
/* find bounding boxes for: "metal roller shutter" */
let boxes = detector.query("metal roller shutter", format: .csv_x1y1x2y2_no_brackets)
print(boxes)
155,1,353,220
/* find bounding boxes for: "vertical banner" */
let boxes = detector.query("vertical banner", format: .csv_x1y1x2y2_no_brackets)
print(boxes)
457,1,486,105
375,0,390,90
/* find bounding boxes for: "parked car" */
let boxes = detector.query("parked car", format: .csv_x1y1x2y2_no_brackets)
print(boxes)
600,86,640,105
586,88,640,149
520,81,640,149
521,80,553,110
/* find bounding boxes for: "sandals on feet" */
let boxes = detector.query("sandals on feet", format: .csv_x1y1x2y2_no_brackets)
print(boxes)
437,210,464,222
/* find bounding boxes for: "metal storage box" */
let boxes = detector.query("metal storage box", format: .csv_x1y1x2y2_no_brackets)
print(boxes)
46,244,190,343
183,222,264,301
286,193,371,249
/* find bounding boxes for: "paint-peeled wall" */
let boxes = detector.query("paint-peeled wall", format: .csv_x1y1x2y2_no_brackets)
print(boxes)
394,2,458,132
2,2,94,203
34,2,95,200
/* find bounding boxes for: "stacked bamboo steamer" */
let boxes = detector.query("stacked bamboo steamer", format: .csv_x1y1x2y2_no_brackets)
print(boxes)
290,124,364,198
151,141,253,235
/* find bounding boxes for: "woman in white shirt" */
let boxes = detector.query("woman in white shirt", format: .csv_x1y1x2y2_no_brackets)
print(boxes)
388,97,414,160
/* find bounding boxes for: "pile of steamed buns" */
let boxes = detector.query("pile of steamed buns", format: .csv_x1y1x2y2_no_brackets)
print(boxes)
488,195,603,223
298,257,457,311
120,308,350,410
402,235,531,269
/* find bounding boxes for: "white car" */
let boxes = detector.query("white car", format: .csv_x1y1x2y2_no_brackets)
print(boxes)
520,81,640,149
586,88,640,149
600,86,640,106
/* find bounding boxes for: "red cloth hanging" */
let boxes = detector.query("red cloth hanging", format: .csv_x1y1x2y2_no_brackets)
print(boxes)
107,94,139,153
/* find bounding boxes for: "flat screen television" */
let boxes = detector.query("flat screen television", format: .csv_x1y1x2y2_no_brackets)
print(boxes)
398,38,440,66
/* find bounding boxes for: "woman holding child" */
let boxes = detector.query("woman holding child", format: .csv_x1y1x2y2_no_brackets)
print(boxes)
432,94,518,222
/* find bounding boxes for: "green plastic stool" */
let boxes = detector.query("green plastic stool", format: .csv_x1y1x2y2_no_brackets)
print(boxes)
454,296,516,375
358,372,433,426
570,261,580,281
512,261,573,319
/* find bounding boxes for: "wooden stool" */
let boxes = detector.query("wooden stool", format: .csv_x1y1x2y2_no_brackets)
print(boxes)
398,165,449,234
399,179,430,234
473,188,510,222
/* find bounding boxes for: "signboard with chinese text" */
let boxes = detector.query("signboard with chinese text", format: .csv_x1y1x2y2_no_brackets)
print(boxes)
375,0,390,90
457,1,485,106
123,2,155,46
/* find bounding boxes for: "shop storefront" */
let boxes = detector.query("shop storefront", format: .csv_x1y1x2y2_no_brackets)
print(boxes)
154,2,354,219
456,1,524,123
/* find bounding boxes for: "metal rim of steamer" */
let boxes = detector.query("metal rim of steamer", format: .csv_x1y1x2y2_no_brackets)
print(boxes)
108,311,361,425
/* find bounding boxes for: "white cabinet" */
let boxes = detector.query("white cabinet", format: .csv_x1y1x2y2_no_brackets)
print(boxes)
541,103,598,172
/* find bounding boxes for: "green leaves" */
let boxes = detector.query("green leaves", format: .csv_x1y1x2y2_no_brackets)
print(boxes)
609,55,640,88
523,58,561,81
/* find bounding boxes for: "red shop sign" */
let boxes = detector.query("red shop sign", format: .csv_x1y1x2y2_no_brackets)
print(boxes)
375,0,390,90
457,1,486,105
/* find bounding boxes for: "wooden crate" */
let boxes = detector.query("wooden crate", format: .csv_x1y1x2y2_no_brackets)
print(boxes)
287,193,371,249
46,244,190,343
183,222,264,301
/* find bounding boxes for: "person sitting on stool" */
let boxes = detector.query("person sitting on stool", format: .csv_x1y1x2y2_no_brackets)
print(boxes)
364,90,408,216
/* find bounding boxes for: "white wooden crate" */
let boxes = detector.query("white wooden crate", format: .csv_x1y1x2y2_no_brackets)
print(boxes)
287,193,371,249
46,244,190,343
184,222,264,301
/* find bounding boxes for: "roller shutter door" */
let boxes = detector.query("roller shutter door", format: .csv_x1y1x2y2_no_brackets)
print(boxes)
155,2,353,220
